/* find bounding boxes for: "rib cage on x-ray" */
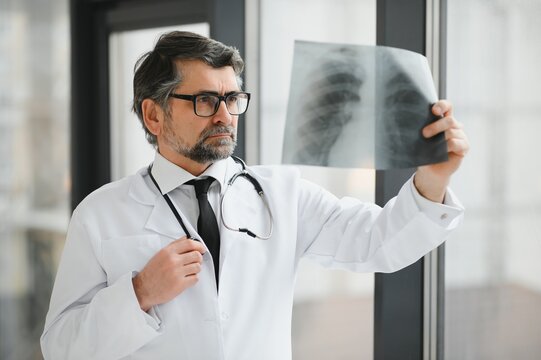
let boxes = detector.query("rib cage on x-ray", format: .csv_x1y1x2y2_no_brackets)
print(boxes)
290,48,365,166
376,51,447,169
283,41,448,169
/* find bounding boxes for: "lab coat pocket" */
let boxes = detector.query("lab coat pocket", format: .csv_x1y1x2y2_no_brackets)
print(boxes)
102,234,163,285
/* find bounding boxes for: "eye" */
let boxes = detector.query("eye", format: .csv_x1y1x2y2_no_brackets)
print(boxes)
226,94,239,103
196,95,216,104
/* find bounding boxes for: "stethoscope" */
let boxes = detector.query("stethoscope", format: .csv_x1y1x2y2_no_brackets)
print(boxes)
148,156,274,240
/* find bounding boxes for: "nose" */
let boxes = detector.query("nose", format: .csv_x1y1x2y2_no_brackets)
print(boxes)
212,100,233,125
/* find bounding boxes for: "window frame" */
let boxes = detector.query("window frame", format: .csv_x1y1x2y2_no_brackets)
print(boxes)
70,0,246,209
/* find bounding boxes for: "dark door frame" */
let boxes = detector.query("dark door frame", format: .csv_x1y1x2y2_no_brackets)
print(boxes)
374,0,447,359
70,0,245,210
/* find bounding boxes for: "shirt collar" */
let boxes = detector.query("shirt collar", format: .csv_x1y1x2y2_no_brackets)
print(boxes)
150,152,228,194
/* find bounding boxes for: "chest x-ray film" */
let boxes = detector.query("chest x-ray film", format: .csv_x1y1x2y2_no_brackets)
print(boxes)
282,40,448,169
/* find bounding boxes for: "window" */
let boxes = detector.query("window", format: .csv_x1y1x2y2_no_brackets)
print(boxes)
258,1,376,358
0,0,70,358
109,23,210,180
445,1,541,358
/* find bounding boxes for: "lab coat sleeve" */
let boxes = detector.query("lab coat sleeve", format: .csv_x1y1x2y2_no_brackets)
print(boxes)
297,175,463,273
40,209,161,360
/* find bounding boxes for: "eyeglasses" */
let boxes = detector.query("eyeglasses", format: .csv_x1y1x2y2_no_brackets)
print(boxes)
169,92,251,117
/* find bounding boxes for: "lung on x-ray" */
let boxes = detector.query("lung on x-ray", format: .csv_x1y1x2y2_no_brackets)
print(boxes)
282,40,448,170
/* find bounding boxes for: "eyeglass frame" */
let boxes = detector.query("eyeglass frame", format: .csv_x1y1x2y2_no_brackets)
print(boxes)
169,91,251,117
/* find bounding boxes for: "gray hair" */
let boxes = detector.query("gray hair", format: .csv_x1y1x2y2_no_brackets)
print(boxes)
132,31,245,146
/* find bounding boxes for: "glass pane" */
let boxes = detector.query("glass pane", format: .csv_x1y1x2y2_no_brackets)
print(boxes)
109,23,210,180
260,1,376,358
445,1,541,359
0,0,70,358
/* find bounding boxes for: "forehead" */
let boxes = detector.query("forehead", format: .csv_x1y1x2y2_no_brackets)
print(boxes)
176,60,239,92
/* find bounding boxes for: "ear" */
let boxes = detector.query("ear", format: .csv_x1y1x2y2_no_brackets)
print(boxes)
141,99,166,137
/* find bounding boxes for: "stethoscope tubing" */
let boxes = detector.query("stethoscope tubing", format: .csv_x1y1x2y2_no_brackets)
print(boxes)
148,166,195,239
219,170,274,240
148,156,273,241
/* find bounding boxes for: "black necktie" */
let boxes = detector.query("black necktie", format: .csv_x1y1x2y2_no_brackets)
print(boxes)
189,177,221,290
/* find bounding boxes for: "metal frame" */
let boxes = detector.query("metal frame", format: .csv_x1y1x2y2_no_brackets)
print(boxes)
244,0,261,165
424,1,447,359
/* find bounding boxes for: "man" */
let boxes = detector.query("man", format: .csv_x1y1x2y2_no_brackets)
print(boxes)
41,31,468,359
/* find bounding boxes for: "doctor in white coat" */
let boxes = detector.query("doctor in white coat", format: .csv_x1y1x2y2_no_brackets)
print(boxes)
41,31,469,360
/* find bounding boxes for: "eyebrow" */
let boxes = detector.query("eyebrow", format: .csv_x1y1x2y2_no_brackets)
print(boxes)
194,90,241,96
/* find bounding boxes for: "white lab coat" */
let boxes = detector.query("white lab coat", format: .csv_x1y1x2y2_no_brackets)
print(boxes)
41,157,463,360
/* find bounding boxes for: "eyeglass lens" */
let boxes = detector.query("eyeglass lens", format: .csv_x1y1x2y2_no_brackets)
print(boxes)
195,93,249,116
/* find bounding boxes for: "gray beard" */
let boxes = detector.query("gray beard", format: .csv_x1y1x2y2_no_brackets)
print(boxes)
163,122,237,164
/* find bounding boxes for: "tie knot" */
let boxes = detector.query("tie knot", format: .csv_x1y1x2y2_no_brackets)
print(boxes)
188,177,215,197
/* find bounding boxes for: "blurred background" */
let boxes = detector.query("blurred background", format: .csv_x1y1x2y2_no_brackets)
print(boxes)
1,0,540,359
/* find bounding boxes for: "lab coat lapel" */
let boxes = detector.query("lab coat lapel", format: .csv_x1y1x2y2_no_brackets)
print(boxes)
144,196,197,240
128,167,199,241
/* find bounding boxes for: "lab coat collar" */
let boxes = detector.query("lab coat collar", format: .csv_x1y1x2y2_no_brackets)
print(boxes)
127,155,239,240
128,167,158,206
150,152,229,195
125,167,186,239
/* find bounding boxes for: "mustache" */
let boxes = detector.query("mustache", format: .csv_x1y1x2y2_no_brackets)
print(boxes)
200,125,236,140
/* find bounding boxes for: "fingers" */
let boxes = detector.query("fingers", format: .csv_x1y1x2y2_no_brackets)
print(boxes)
164,237,205,268
422,114,469,157
423,100,470,158
422,115,463,138
432,99,453,117
182,262,202,276
444,128,466,141
180,250,204,266
447,138,469,157
182,274,200,288
167,237,206,255
172,255,202,285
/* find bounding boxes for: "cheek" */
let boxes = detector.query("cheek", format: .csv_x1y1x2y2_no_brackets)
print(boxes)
231,117,239,130
191,121,214,141
169,116,205,143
